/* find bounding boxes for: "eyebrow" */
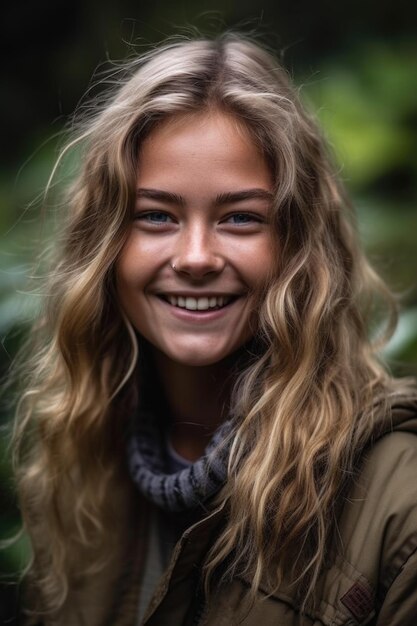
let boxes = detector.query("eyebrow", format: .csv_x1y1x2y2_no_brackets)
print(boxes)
136,188,274,206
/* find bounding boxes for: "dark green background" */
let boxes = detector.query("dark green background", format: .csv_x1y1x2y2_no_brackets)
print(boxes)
1,1,416,622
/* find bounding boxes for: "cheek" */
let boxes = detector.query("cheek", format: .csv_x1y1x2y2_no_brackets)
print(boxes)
114,243,144,307
115,232,169,284
116,235,152,284
243,238,276,288
115,252,134,294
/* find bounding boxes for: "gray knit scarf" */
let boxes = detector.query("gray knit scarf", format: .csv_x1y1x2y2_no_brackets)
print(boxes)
127,407,233,512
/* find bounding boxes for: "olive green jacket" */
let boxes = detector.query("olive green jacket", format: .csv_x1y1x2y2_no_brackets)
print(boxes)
25,397,417,625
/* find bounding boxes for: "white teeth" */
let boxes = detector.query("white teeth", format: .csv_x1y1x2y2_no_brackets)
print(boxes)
197,297,209,310
165,295,233,311
185,297,197,310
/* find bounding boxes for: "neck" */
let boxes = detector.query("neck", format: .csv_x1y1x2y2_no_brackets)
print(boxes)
150,350,237,462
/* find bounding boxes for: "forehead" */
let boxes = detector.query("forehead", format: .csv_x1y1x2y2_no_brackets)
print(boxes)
136,109,273,192
142,108,256,147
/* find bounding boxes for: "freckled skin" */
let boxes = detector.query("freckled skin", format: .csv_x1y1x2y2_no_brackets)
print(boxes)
115,110,275,368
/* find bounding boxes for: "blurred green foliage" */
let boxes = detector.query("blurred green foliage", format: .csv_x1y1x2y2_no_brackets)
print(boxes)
304,42,417,313
1,9,416,622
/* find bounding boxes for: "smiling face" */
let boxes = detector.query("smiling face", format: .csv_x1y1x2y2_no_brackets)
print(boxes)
115,109,276,367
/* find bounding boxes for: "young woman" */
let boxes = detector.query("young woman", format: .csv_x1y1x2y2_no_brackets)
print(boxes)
14,34,417,625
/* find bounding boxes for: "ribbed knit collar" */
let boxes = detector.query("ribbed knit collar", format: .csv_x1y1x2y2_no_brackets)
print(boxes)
127,406,233,512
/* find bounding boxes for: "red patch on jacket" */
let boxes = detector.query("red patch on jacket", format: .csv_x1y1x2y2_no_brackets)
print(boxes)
340,582,373,621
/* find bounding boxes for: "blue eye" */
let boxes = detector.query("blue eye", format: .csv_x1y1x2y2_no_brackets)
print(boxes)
136,211,173,223
226,213,261,224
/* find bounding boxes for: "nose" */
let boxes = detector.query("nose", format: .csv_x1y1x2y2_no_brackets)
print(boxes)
171,223,225,279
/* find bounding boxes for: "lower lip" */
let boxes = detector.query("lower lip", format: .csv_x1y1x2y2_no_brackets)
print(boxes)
156,296,240,323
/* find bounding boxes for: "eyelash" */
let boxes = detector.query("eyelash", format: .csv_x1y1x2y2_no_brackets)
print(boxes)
226,213,263,225
134,211,265,226
135,211,173,224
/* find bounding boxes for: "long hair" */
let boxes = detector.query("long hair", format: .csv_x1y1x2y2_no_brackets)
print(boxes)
12,33,416,614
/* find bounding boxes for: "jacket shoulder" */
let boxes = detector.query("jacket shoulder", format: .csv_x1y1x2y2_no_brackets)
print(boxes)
337,410,417,619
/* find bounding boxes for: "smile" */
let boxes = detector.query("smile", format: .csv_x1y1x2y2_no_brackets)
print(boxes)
158,294,238,311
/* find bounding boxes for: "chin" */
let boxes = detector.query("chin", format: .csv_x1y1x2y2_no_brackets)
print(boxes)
161,338,241,368
168,350,230,368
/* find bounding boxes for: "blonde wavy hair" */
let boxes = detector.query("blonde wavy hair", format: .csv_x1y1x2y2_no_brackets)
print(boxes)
12,33,416,615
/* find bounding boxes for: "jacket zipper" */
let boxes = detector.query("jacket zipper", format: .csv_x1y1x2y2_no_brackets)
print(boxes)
189,575,207,626
192,596,206,625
